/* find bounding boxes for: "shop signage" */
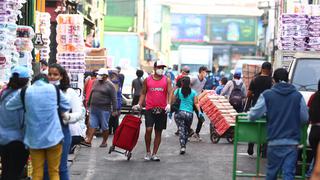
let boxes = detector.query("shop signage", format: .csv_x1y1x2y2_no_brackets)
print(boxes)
209,16,258,43
171,14,206,42
34,33,44,48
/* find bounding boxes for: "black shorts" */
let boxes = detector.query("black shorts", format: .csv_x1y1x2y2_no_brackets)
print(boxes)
145,109,167,130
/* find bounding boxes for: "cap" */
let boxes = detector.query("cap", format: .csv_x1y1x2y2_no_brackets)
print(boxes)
116,66,121,71
97,68,109,75
11,66,30,78
182,66,190,73
261,62,272,70
234,71,242,78
154,60,167,68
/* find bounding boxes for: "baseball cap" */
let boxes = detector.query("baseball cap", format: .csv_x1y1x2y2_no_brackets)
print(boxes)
97,68,109,76
154,60,167,68
234,71,242,78
199,66,209,73
261,62,272,70
11,66,30,78
182,66,190,73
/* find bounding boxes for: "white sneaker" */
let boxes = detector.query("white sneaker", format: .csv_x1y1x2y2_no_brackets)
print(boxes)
180,147,186,155
144,153,152,161
151,155,160,161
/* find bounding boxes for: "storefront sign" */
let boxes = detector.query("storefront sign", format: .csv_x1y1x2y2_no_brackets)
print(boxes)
34,33,44,48
209,16,258,43
171,14,206,42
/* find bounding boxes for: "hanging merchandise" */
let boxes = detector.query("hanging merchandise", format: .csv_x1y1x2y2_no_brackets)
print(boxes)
16,26,35,68
56,14,85,90
0,0,26,85
35,12,51,62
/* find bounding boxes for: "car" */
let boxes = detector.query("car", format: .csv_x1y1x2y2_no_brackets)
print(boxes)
121,93,133,114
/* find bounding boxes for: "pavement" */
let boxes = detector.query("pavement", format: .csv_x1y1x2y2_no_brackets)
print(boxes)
69,114,267,180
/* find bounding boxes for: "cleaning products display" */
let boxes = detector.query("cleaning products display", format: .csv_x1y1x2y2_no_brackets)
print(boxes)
35,12,51,62
56,14,85,89
0,0,26,84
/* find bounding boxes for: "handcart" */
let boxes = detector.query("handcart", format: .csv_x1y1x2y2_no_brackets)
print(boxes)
232,113,308,180
108,113,142,160
209,122,234,144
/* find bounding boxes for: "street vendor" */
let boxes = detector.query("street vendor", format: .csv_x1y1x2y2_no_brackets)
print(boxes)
248,68,308,180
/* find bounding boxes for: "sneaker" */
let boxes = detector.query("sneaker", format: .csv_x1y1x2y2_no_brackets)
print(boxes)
180,147,186,155
144,153,152,161
151,155,160,161
80,141,92,147
193,134,202,142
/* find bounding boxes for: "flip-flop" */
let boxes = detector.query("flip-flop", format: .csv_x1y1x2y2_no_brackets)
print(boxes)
99,143,108,148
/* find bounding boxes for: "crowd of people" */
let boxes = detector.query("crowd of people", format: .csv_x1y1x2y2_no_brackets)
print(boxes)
1,59,320,180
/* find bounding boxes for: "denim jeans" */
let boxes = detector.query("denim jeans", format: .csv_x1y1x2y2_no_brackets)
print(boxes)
44,125,71,180
266,145,298,180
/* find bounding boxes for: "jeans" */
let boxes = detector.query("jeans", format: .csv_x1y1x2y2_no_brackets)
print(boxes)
194,107,204,134
29,143,62,180
0,141,29,180
266,145,298,180
44,125,71,180
174,111,193,147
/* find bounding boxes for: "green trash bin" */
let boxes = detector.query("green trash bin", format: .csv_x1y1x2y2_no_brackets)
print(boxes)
232,113,308,180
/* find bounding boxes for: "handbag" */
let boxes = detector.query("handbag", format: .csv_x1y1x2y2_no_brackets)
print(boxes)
171,88,181,113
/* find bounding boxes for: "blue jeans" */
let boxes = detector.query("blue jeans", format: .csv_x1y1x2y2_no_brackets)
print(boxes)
89,107,111,131
44,125,71,180
266,145,298,180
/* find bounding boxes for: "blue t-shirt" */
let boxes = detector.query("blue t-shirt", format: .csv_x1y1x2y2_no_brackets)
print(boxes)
174,88,197,113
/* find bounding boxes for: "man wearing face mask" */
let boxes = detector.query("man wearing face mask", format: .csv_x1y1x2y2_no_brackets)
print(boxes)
82,68,118,148
133,60,172,161
190,66,209,141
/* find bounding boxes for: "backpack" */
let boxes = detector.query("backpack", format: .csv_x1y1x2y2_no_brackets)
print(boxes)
20,85,65,126
229,80,244,112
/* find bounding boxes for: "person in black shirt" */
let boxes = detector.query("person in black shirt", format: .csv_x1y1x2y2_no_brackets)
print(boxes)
247,62,273,156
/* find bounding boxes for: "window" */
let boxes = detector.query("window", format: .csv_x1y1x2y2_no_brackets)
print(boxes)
291,59,320,92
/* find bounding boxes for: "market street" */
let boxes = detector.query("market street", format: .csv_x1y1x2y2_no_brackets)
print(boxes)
69,115,266,180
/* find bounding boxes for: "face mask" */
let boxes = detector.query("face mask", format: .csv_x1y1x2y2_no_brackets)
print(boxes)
97,75,103,80
49,80,60,85
156,69,164,76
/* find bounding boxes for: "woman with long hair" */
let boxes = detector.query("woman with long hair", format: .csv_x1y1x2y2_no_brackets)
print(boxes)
0,66,30,180
45,63,84,180
172,76,202,154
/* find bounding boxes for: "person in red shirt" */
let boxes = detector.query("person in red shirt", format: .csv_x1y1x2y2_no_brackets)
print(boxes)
308,80,320,175
175,66,190,88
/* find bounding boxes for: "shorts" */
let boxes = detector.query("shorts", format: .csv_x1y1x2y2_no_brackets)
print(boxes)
89,107,111,131
145,109,167,130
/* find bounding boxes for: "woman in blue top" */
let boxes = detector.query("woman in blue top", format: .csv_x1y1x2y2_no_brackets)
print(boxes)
172,76,202,154
0,66,30,180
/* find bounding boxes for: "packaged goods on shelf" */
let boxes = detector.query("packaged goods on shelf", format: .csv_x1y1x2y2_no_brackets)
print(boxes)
242,64,261,91
35,12,51,62
16,26,34,68
199,91,237,135
0,0,26,83
56,14,85,90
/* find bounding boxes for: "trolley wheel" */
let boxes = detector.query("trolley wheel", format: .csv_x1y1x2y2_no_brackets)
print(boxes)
108,146,115,154
210,132,220,144
226,137,234,143
127,152,132,160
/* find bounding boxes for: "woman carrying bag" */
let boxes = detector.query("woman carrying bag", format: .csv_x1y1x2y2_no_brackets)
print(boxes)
171,76,202,155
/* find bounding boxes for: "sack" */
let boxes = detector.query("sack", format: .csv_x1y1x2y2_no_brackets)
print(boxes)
229,81,244,112
171,88,181,113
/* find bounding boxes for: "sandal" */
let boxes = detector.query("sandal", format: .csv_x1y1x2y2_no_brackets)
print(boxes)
99,143,108,148
80,141,92,147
